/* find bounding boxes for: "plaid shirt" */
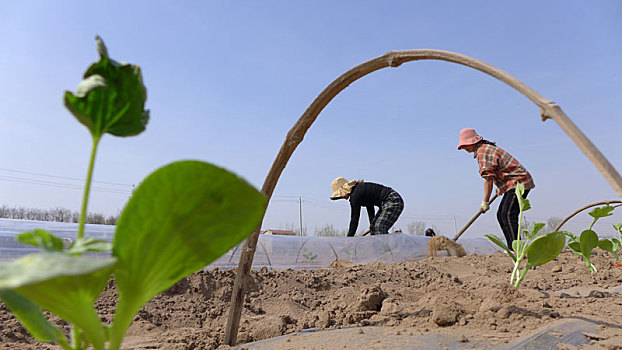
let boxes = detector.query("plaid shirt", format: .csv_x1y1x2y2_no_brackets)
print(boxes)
474,143,535,195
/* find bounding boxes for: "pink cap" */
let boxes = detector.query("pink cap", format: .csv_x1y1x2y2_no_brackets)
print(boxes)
457,128,483,150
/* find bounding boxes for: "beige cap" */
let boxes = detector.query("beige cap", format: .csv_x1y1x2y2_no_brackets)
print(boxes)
330,177,357,200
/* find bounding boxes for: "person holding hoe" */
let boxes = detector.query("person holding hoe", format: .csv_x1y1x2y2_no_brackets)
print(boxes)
458,128,535,250
330,177,404,237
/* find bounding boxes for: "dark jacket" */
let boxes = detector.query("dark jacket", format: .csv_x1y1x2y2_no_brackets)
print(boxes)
347,182,392,237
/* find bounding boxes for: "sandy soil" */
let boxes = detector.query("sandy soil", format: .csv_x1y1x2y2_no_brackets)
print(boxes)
1,249,622,349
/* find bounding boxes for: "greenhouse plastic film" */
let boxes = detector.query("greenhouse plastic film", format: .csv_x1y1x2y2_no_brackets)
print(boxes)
1,219,501,268
212,233,501,270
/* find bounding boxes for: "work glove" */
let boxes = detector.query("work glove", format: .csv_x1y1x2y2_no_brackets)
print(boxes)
480,201,490,213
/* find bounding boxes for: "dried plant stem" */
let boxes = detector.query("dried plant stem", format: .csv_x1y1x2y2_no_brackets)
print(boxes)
555,200,622,232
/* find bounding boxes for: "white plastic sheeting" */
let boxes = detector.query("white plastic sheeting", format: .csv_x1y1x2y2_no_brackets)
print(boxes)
0,218,114,261
0,219,500,268
212,233,500,269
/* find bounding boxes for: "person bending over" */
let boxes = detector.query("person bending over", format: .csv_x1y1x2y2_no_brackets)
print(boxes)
330,177,404,237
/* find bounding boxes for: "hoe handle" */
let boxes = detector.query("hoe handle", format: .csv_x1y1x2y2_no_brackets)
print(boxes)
452,194,499,241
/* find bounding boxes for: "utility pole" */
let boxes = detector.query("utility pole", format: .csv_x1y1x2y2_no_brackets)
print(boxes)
298,196,303,236
453,216,458,236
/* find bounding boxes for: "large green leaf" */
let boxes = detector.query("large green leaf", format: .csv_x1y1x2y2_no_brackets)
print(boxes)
0,290,68,346
526,232,566,266
64,36,149,138
17,230,64,252
0,253,116,349
111,160,266,333
579,230,599,254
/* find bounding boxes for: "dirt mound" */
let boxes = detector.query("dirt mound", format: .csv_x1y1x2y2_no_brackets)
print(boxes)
1,250,622,349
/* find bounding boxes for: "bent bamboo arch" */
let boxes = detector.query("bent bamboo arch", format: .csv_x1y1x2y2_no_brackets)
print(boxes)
225,49,622,345
554,200,622,232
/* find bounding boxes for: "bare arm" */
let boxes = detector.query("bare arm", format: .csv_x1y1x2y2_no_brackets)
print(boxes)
347,203,361,237
483,177,494,203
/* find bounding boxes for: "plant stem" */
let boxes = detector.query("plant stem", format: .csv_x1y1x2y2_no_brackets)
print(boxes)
78,135,101,239
70,325,83,350
588,218,597,230
510,200,526,286
586,258,597,273
510,259,519,286
514,265,531,287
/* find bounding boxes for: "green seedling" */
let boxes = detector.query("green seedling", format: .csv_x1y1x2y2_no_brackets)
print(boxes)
612,223,622,264
598,238,619,263
303,249,318,262
564,205,615,273
64,36,150,242
485,183,566,287
566,230,599,272
0,36,266,350
345,248,356,260
595,222,622,265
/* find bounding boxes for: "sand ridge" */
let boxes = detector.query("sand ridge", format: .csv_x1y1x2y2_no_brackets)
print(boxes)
1,249,621,349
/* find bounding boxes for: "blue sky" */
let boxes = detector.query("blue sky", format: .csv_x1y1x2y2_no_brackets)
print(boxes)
1,1,621,237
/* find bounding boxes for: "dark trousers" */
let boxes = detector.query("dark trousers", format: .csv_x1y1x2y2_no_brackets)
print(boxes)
497,188,530,250
370,191,404,235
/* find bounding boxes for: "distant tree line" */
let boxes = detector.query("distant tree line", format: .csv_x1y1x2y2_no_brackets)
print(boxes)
407,220,440,236
0,205,119,225
315,224,347,237
280,223,308,236
276,216,565,238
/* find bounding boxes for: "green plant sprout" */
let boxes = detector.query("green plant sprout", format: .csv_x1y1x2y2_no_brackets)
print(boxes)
0,36,266,350
564,205,615,273
345,248,356,260
485,183,566,287
598,238,619,264
302,249,318,262
611,223,622,264
594,213,621,266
